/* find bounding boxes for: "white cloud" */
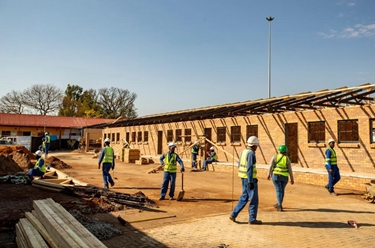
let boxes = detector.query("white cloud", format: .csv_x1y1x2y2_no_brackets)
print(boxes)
347,2,355,6
319,23,375,38
337,13,344,18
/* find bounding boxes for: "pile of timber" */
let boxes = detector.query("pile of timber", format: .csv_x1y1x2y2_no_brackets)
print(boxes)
147,164,163,174
16,198,106,248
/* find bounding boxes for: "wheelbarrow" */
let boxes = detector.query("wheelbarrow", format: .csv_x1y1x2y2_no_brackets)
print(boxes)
362,182,375,203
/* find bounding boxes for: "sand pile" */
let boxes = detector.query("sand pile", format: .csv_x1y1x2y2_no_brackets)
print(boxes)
9,150,34,169
0,155,24,175
45,156,72,169
0,146,35,159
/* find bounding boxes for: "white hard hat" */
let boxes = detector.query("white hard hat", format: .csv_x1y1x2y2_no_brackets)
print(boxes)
247,136,259,146
45,132,49,135
328,139,335,144
168,142,176,148
35,150,42,156
104,138,111,143
210,146,215,150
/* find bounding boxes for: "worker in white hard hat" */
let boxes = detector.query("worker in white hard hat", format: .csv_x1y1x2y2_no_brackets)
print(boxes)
325,139,340,195
27,150,46,181
191,140,200,169
44,132,51,158
98,138,115,189
201,146,218,171
159,142,185,200
230,136,262,225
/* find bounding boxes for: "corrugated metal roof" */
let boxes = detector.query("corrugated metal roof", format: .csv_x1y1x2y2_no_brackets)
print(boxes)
0,113,114,128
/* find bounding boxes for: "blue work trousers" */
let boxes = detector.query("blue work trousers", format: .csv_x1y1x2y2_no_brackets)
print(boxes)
45,143,50,155
160,172,177,198
272,174,288,206
191,153,198,168
326,165,340,192
230,178,259,222
102,163,114,188
28,168,44,178
203,158,214,170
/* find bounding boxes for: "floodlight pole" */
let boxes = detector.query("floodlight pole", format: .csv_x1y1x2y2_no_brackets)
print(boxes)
266,16,274,98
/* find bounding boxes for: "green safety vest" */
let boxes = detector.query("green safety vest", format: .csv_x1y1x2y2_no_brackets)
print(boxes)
34,158,46,173
163,152,177,173
325,148,337,166
272,154,290,177
45,135,50,144
103,146,114,163
238,149,257,179
209,151,218,161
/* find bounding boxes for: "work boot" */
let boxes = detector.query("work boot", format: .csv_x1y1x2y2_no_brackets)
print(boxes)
330,191,338,196
169,197,174,200
277,205,283,212
325,184,330,193
110,181,115,187
249,220,262,225
273,203,278,208
159,196,165,200
229,216,236,222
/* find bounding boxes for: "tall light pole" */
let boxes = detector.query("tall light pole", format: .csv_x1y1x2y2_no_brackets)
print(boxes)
266,16,274,98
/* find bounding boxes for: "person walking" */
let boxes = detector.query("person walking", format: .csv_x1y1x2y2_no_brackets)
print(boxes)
191,141,200,169
202,146,217,171
267,145,294,212
159,142,185,200
27,150,46,181
44,132,51,158
98,138,115,189
229,136,262,225
325,139,340,195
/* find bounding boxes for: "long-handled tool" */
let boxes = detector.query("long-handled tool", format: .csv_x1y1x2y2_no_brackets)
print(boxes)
177,172,185,201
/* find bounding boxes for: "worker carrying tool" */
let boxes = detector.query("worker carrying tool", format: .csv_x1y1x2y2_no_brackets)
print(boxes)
325,139,340,196
44,132,51,158
229,136,262,225
159,142,185,200
201,147,218,171
98,138,115,189
27,150,46,181
191,140,200,169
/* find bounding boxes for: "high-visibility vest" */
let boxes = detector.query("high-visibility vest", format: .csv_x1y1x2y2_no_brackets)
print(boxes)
325,148,337,166
210,152,218,161
272,154,290,177
163,152,177,173
192,145,199,155
103,147,114,163
34,158,46,173
238,149,257,179
45,135,50,144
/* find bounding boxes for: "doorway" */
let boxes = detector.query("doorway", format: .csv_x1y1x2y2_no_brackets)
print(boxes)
157,131,163,155
285,123,298,163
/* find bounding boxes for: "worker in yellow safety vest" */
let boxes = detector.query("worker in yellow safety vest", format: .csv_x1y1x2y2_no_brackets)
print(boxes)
325,139,340,195
191,140,200,169
44,132,51,158
159,142,185,200
27,150,46,181
98,138,115,189
229,136,262,225
267,145,294,212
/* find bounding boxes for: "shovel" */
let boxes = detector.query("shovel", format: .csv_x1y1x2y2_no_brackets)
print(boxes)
177,172,185,201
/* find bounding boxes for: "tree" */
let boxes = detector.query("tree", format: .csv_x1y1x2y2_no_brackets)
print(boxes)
0,90,25,114
58,84,84,116
23,84,63,115
98,87,137,119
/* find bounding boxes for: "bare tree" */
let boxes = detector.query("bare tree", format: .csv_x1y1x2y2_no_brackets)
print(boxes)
23,84,63,115
0,90,25,114
98,87,137,119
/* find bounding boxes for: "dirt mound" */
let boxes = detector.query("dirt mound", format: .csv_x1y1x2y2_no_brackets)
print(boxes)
0,146,35,159
0,155,24,175
8,150,34,170
45,156,72,169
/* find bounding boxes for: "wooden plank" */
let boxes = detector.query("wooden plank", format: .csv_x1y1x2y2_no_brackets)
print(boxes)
42,179,73,184
15,223,28,248
32,184,63,192
50,168,87,186
33,200,82,248
19,218,49,248
45,198,107,248
26,212,59,248
32,179,65,189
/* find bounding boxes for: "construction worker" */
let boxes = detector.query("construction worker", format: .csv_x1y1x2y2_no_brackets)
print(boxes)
159,142,185,200
229,136,262,225
191,140,200,169
38,138,46,153
44,132,51,158
201,146,217,171
27,150,46,181
98,138,115,189
267,145,294,212
325,139,340,195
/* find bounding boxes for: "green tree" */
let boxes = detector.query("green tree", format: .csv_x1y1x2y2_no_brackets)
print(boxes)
98,87,137,119
58,84,84,116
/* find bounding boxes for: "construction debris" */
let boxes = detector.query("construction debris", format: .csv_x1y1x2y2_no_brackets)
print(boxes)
16,198,107,247
147,164,163,174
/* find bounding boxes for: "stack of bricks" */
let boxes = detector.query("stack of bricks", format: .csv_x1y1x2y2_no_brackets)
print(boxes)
123,148,140,163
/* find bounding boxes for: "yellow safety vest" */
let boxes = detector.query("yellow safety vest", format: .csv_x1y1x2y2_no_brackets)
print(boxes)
45,135,50,144
192,145,199,154
238,149,257,179
103,146,114,163
325,148,337,166
272,154,290,177
163,152,177,173
34,158,46,173
210,151,218,161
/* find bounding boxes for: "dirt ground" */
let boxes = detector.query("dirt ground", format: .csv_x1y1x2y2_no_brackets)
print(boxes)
0,149,370,247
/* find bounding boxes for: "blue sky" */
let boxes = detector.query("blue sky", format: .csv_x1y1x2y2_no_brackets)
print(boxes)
0,0,374,116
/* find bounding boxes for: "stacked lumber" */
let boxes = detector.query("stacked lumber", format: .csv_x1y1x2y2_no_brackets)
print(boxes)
135,158,149,165
122,148,140,163
16,198,107,248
